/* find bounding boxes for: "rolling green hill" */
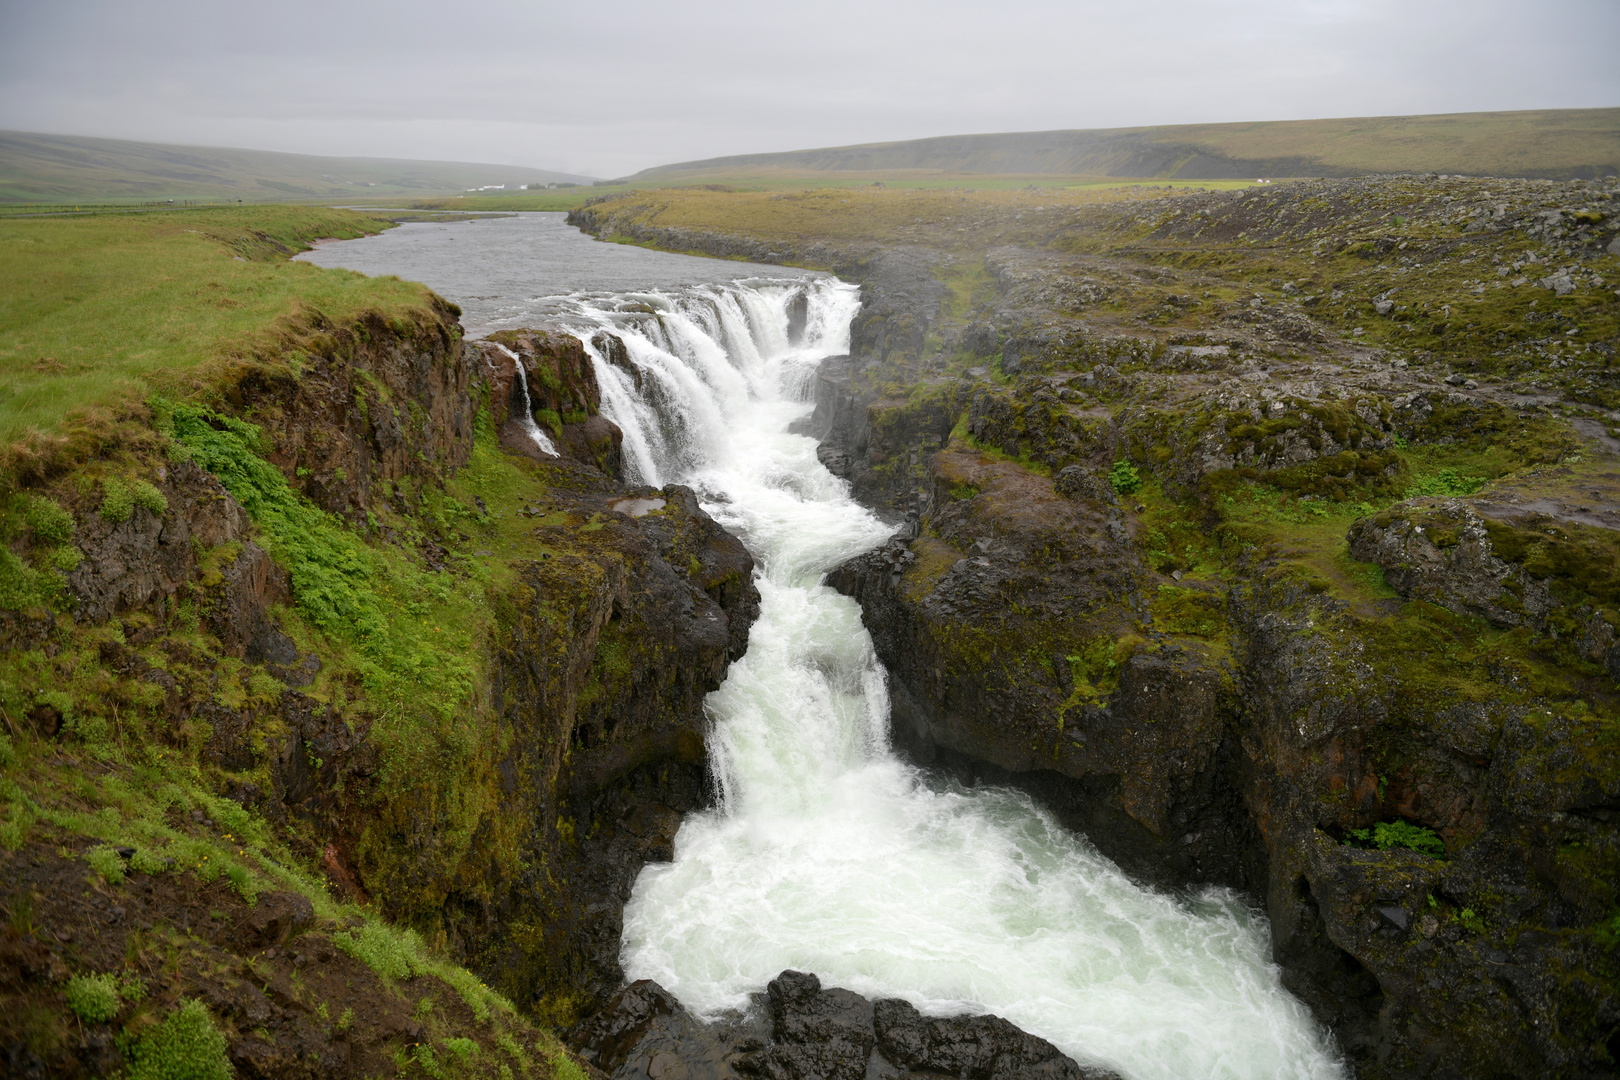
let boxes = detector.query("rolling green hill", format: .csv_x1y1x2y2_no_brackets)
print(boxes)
0,130,596,204
626,108,1620,183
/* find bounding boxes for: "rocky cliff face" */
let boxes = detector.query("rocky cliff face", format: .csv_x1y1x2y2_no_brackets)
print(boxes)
477,328,626,478
0,298,760,1066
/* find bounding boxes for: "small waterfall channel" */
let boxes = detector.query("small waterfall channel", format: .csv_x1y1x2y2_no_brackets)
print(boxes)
492,342,559,456
559,280,1347,1080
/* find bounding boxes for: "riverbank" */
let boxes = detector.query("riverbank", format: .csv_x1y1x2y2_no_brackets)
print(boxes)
567,178,1620,1078
0,207,768,1077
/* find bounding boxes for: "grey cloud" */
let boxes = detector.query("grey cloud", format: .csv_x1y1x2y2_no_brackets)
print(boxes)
1,0,1615,177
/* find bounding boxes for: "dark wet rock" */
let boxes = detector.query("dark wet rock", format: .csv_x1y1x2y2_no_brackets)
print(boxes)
241,891,315,946
758,971,874,1080
962,322,999,357
1052,464,1118,505
1347,498,1546,628
569,981,688,1074
873,998,1117,1080
567,973,1116,1080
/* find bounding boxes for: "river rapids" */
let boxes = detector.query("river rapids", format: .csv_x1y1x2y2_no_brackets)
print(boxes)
300,217,1346,1080
562,280,1346,1080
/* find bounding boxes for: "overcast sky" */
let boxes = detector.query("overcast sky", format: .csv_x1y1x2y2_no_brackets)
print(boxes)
1,0,1616,179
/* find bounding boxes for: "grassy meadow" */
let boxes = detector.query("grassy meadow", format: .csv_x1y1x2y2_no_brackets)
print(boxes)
0,129,591,204
0,205,436,477
406,176,1268,215
627,108,1620,184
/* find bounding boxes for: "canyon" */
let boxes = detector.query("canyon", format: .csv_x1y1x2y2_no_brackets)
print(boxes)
3,173,1618,1079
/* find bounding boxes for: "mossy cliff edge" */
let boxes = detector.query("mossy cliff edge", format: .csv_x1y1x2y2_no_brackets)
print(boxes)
0,211,757,1077
571,178,1620,1079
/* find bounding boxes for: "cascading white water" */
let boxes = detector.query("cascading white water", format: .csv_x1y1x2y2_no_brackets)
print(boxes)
564,279,1346,1080
492,342,559,456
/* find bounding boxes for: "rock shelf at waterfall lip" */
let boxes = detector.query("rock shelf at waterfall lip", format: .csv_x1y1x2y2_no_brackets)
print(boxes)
613,497,666,518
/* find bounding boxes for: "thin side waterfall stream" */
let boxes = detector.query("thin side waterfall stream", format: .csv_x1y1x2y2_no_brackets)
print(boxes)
299,217,1345,1080
563,281,1346,1080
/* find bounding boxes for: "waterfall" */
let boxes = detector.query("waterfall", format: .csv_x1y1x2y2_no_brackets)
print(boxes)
557,278,1346,1080
492,342,559,456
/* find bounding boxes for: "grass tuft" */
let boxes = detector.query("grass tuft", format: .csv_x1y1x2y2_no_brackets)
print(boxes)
125,999,232,1080
64,972,121,1023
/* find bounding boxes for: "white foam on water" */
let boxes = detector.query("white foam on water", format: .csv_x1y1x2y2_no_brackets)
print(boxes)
561,278,1346,1080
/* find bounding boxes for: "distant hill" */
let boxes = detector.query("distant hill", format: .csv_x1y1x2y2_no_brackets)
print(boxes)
627,109,1620,183
0,131,596,204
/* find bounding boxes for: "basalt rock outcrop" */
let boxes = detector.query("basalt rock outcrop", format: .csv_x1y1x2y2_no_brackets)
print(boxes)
829,425,1620,1080
568,971,1122,1080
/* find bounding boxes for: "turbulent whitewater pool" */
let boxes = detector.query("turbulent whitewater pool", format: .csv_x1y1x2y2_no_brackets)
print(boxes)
303,214,1346,1080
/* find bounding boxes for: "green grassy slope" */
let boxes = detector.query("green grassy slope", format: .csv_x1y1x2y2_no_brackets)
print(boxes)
0,130,596,204
0,206,437,477
625,108,1620,183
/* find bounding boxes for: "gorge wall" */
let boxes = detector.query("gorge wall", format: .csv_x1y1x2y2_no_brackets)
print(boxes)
1,288,759,1076
570,179,1620,1079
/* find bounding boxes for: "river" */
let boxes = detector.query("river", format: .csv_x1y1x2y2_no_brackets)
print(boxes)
299,212,1346,1080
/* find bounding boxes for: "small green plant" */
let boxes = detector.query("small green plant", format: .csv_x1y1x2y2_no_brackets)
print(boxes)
336,1006,355,1032
0,805,30,851
8,893,36,935
1108,460,1142,495
414,996,434,1020
332,921,422,981
98,478,134,523
444,1037,478,1061
119,974,149,1004
1408,467,1485,498
551,1049,589,1080
96,477,163,523
86,844,126,885
496,1032,527,1066
65,972,121,1023
415,1043,447,1080
1458,907,1485,934
129,847,169,875
1346,819,1446,858
223,862,259,902
126,999,232,1080
24,496,74,545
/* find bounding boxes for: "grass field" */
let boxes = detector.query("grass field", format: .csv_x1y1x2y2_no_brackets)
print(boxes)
627,108,1620,184
405,175,1268,215
0,129,594,205
0,205,431,476
564,184,1217,250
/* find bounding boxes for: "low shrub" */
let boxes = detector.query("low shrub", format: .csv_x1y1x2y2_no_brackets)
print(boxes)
86,844,126,885
1347,819,1446,858
1109,460,1142,495
125,999,232,1080
332,921,423,981
64,972,121,1023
